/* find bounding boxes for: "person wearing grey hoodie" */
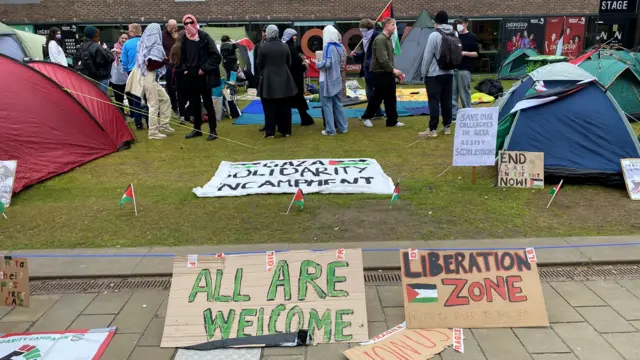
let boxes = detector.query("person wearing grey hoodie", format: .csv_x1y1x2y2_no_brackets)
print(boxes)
419,11,455,138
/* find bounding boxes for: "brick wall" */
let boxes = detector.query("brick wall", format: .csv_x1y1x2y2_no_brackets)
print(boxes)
0,0,599,24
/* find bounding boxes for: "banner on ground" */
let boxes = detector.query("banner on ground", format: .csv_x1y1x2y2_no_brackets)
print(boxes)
498,151,544,189
501,18,546,56
621,159,640,200
193,159,395,197
0,327,115,360
0,160,17,207
161,249,368,347
452,108,498,167
400,249,548,329
344,322,452,360
1,257,29,308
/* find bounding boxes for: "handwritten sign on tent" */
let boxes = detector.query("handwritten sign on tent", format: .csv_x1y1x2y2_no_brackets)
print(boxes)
1,257,29,308
192,159,395,197
344,322,452,360
498,151,544,189
161,249,368,348
621,159,640,200
400,250,548,329
452,107,498,167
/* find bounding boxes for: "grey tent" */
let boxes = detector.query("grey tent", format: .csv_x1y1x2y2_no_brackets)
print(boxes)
396,10,435,84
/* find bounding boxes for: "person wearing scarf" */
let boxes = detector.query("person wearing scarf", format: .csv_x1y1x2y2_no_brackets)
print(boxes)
351,19,384,126
110,32,130,117
316,25,348,136
127,23,174,140
282,28,314,127
179,14,223,141
257,25,298,138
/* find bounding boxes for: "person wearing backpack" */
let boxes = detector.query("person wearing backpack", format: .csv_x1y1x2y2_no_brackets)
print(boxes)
419,11,461,138
78,26,115,95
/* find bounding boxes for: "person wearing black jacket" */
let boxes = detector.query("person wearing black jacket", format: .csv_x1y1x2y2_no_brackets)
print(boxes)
180,14,223,141
78,26,115,94
282,29,314,126
220,35,239,80
352,19,384,127
255,26,268,132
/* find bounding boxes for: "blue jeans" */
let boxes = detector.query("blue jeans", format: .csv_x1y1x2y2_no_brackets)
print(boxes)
365,77,384,117
97,79,110,95
452,70,471,120
321,94,348,134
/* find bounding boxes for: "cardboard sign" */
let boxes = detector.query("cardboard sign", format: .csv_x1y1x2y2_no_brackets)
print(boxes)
621,159,640,200
400,250,548,329
452,108,498,167
0,327,115,359
344,322,451,360
1,257,29,307
0,161,17,207
498,151,544,189
193,159,395,197
162,249,368,348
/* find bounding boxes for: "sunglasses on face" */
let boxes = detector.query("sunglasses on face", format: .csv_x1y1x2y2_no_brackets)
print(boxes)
184,21,194,25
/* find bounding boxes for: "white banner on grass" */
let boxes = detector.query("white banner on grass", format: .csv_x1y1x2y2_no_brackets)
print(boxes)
0,327,115,360
452,107,499,167
193,158,395,197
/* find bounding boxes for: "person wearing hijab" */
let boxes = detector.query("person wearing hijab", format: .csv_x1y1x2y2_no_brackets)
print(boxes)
257,25,298,138
110,32,129,116
179,14,223,141
126,23,174,140
282,28,314,127
46,27,67,66
316,25,348,136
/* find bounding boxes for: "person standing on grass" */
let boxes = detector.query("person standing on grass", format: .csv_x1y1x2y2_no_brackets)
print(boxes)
283,28,315,127
351,19,384,127
255,25,268,132
162,19,179,116
46,27,68,66
419,11,456,138
317,25,348,136
452,16,478,121
359,18,405,128
180,14,222,141
257,25,297,138
77,26,114,95
220,35,239,80
122,24,145,129
110,32,129,116
169,31,190,124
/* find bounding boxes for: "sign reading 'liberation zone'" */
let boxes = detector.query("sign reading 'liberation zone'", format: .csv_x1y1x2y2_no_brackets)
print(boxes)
193,159,395,197
400,250,548,329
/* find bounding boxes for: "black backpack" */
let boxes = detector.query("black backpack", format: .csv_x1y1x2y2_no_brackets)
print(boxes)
436,30,463,70
75,42,97,78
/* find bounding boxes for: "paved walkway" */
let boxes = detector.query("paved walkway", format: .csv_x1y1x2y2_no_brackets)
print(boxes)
2,279,640,359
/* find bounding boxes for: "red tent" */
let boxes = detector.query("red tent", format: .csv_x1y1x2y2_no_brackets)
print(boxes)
28,61,134,149
0,54,134,194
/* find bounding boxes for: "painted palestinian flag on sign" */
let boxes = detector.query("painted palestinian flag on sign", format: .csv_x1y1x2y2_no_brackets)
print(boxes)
328,160,370,166
406,284,438,303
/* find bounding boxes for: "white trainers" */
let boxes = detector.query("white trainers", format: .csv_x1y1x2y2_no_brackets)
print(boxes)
418,130,438,138
321,130,336,136
148,132,167,140
394,122,405,127
159,124,175,133
361,119,374,128
443,127,451,135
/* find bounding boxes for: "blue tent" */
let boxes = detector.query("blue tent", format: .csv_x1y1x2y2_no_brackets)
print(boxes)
499,80,640,183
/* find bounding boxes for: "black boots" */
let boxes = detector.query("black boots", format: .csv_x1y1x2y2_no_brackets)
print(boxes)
185,130,202,139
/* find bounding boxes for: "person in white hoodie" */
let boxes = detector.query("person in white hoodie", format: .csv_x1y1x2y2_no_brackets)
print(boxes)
46,27,68,66
419,11,455,138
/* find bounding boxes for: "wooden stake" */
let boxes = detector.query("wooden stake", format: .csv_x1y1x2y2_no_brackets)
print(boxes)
131,183,138,216
472,166,477,185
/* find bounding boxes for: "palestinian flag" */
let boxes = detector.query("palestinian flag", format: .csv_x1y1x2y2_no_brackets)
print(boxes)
406,284,438,303
549,183,562,196
390,182,400,208
376,1,402,55
292,188,304,210
0,201,6,219
555,17,565,56
329,160,370,166
120,184,135,207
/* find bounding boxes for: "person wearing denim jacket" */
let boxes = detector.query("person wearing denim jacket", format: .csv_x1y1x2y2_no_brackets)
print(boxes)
317,25,348,136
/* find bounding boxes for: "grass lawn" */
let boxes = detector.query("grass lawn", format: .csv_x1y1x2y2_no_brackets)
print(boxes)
4,78,640,250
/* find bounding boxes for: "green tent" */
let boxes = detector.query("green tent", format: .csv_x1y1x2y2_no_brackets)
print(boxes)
497,49,538,80
579,53,640,118
0,22,45,60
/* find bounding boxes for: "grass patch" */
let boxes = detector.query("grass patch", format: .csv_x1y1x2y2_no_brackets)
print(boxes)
4,79,640,250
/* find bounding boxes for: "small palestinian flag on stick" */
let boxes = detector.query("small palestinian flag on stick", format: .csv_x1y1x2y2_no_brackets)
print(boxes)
546,179,563,208
286,188,304,214
120,183,138,216
0,201,6,219
390,182,400,208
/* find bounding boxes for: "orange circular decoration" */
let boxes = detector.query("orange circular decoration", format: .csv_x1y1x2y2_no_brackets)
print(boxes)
301,28,324,57
342,28,363,53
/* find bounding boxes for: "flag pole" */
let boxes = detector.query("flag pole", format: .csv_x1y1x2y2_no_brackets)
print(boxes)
546,179,564,208
285,192,297,215
131,183,138,216
353,0,394,51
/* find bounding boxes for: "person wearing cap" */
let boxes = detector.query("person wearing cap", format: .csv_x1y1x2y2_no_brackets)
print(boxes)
419,11,455,138
78,26,115,94
452,16,478,121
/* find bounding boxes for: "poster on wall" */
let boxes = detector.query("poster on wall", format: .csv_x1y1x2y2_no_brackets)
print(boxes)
501,18,545,57
544,17,586,58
